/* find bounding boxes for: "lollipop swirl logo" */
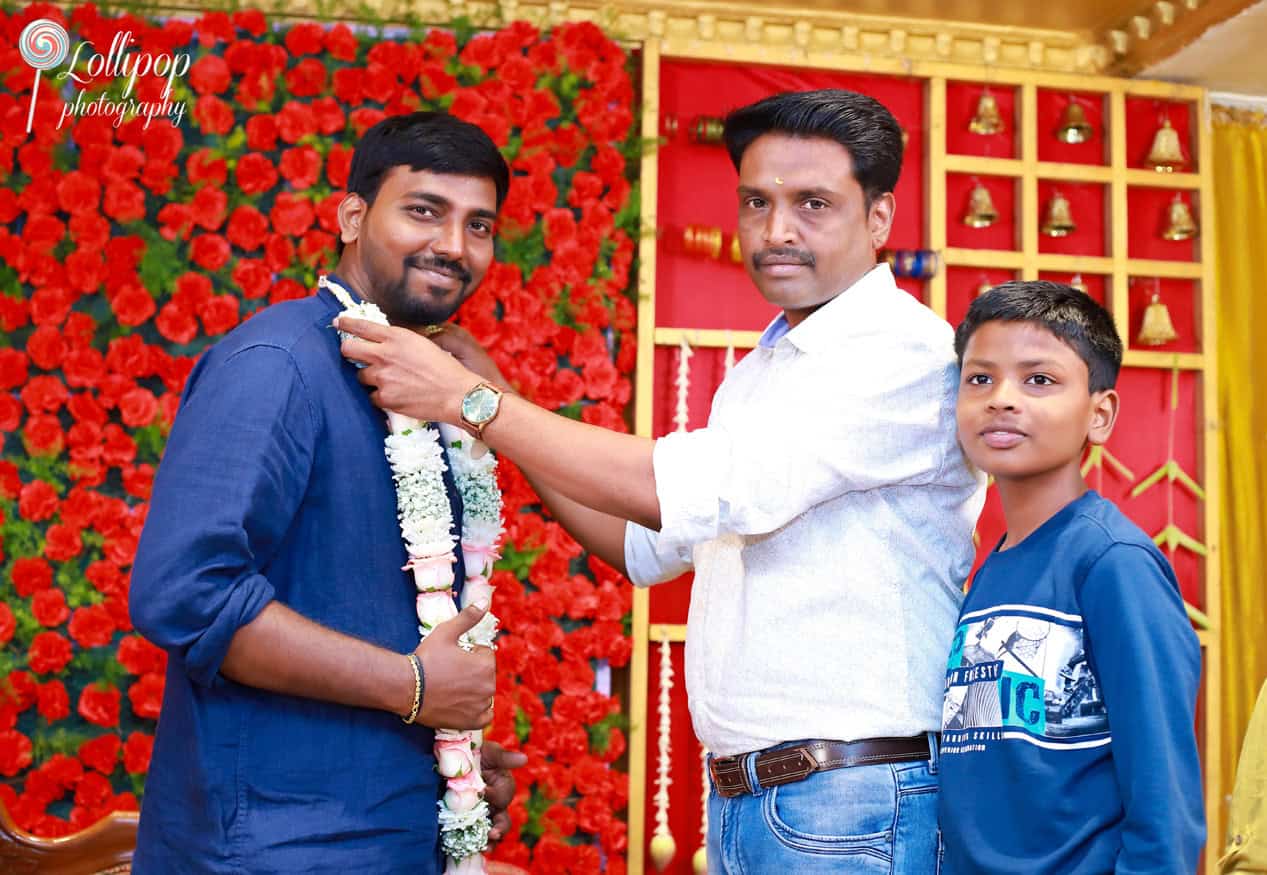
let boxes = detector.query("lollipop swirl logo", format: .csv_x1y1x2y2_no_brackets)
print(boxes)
19,18,69,134
18,18,190,134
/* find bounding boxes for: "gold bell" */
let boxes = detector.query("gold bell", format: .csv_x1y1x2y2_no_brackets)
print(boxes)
963,182,998,228
969,91,1004,136
976,280,995,297
900,126,910,147
728,233,742,263
1146,117,1186,172
1161,195,1198,241
1138,292,1178,345
649,833,677,871
688,115,725,145
683,224,722,260
1055,100,1094,144
1041,192,1076,237
1069,273,1089,294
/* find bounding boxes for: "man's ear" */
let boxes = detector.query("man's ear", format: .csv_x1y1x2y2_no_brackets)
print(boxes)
1087,388,1120,447
338,193,367,246
868,192,896,251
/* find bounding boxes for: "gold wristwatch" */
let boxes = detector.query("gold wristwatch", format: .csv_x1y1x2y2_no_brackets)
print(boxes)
459,382,504,439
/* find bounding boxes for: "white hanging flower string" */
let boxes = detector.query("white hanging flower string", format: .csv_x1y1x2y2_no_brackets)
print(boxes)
323,275,503,874
674,337,694,433
649,632,677,870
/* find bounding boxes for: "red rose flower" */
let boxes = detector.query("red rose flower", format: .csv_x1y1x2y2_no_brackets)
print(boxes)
277,101,318,144
36,680,70,722
269,278,308,305
245,114,278,153
32,589,70,627
23,214,66,255
172,273,212,310
11,557,53,598
326,145,353,189
232,9,267,35
101,427,137,468
186,149,228,188
298,230,334,267
110,286,156,328
285,58,327,98
0,603,15,647
22,413,66,457
63,312,99,348
69,605,115,649
349,108,386,136
0,461,20,498
331,68,364,105
18,480,59,522
102,183,146,223
270,193,315,237
193,185,229,231
325,23,359,60
235,153,279,196
30,286,73,327
0,296,31,334
117,635,166,676
142,124,185,164
70,213,111,251
74,770,113,809
56,172,102,216
78,684,121,728
26,325,66,371
0,348,29,389
66,249,105,294
226,205,269,251
285,21,325,56
189,54,231,95
193,95,234,136
0,730,33,777
44,524,84,562
118,387,158,428
86,561,126,597
158,203,194,241
127,672,165,720
264,234,295,273
123,732,153,774
231,259,272,300
28,632,73,675
190,234,231,272
0,394,22,433
21,375,69,414
280,146,322,191
198,295,240,336
78,734,121,775
311,97,345,135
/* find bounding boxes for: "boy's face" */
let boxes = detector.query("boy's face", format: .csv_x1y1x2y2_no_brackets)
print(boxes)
735,133,895,327
956,321,1118,482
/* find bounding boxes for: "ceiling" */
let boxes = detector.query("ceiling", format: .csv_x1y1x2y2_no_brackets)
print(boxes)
1142,0,1267,96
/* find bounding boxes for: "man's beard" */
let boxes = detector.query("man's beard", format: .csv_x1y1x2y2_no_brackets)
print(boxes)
374,254,473,326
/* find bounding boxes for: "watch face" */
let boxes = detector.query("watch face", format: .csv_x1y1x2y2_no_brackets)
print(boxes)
462,386,499,423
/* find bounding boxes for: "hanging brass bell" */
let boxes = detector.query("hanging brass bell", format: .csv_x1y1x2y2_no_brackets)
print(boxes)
1138,292,1178,345
1041,192,1076,237
963,182,998,228
976,279,995,297
728,233,742,263
688,115,725,145
1146,117,1186,172
1161,195,1198,241
969,91,1004,135
649,833,677,872
1069,273,1089,294
1055,100,1094,144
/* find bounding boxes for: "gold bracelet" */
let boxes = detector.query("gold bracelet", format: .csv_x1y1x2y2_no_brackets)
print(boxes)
401,652,422,724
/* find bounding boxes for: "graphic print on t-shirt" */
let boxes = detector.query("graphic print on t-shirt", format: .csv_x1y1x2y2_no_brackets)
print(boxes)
941,604,1110,753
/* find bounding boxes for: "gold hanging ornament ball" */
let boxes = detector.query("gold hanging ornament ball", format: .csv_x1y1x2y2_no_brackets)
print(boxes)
650,834,678,872
1041,192,1076,237
728,233,742,263
688,115,725,145
693,847,708,874
1138,292,1178,346
976,280,995,297
1056,99,1094,144
1161,194,1198,241
969,91,1004,135
963,182,998,228
1146,117,1186,172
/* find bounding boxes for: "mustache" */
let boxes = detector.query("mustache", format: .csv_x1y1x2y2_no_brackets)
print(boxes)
752,247,815,268
405,254,472,284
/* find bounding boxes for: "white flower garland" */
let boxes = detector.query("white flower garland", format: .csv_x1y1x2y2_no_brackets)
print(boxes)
323,275,503,874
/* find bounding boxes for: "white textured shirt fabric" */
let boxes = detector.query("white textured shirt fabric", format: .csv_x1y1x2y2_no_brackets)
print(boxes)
625,264,986,756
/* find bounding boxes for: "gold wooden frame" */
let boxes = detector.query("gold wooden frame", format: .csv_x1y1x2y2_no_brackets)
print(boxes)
628,39,1220,875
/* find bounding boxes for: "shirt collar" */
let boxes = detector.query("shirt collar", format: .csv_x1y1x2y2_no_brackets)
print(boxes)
757,263,898,353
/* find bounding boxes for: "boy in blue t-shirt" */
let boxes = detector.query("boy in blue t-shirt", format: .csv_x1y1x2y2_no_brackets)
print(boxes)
939,281,1205,873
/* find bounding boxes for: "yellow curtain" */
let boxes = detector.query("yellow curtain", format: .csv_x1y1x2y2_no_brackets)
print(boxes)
1212,105,1267,849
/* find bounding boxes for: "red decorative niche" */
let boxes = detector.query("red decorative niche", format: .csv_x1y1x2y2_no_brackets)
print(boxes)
946,81,1017,159
1037,89,1108,166
657,59,925,330
1127,188,1201,262
1037,180,1107,257
1127,277,1201,354
1126,97,1197,172
946,266,1018,328
946,173,1017,251
1038,272,1108,306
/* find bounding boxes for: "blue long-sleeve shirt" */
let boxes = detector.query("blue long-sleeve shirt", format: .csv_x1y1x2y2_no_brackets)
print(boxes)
129,277,464,873
938,491,1205,874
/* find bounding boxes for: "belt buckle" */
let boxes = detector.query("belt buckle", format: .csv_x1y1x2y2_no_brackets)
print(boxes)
708,754,750,798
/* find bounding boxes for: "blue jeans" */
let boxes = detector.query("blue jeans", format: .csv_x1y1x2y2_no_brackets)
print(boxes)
706,734,942,874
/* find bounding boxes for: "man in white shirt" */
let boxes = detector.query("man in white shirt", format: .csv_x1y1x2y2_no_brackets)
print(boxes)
338,89,985,873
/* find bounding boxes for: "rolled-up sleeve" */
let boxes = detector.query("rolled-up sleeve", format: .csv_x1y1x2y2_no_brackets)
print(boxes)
130,344,316,687
623,521,693,587
651,344,955,556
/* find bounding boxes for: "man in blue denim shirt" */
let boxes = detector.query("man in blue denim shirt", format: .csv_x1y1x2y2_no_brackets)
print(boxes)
129,113,523,873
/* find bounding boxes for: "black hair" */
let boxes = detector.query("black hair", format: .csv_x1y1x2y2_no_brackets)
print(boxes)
955,280,1123,393
722,89,904,205
339,112,510,253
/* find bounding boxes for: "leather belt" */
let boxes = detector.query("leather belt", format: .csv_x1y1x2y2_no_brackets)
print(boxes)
708,735,933,798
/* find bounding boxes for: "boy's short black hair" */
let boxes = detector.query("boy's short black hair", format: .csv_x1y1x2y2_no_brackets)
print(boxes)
339,112,510,254
955,281,1123,393
721,89,904,206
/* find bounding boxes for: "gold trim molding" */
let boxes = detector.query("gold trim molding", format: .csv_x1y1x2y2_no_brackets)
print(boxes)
1099,0,1262,74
